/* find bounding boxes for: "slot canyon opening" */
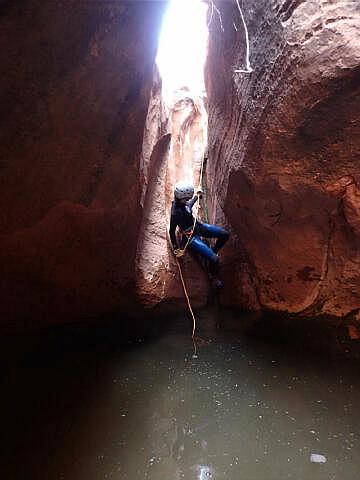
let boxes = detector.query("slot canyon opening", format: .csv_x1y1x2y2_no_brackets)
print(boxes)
156,0,209,184
135,0,211,305
156,0,208,105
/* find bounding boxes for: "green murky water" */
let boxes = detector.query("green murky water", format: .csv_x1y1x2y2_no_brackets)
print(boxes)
2,317,360,479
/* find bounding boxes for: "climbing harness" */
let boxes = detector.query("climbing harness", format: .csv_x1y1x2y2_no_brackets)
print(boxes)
175,196,201,358
180,227,194,240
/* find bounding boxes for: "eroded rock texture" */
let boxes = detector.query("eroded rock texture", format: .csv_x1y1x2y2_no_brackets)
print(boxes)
0,0,167,331
206,0,360,317
136,87,209,312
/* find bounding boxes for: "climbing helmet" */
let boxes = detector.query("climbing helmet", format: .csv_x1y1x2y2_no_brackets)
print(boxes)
174,181,194,200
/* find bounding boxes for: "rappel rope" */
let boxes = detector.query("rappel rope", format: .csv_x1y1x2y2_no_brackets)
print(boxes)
175,153,206,358
233,0,253,74
175,1,252,353
179,153,205,255
176,256,198,357
208,0,253,74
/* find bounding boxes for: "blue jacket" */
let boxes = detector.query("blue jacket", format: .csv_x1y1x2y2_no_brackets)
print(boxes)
169,196,198,249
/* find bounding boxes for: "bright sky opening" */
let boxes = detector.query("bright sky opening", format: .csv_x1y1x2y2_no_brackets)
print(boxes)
156,0,209,102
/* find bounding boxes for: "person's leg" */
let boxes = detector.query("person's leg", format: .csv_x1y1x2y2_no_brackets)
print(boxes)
196,223,229,254
188,235,219,266
189,235,222,287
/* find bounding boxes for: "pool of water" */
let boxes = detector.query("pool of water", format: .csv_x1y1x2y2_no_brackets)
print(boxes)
2,317,360,479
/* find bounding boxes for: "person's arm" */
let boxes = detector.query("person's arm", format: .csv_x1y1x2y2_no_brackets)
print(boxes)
169,213,178,250
185,195,198,213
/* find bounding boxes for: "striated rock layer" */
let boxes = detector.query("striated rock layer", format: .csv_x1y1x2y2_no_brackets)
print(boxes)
0,0,167,332
206,0,360,318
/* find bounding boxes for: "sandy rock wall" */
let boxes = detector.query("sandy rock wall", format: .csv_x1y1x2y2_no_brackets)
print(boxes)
206,0,360,317
136,88,209,311
0,0,167,331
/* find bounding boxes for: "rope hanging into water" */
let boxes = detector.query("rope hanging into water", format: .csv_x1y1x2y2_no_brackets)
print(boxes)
175,152,206,357
176,257,197,357
175,1,253,352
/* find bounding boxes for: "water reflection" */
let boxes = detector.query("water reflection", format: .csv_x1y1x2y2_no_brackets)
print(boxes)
2,327,360,479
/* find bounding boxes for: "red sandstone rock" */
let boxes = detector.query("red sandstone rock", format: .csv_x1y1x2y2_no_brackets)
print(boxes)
3,0,360,332
206,0,360,317
0,1,167,331
136,85,210,311
343,183,360,238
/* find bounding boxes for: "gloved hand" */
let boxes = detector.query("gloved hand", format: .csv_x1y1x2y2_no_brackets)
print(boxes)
173,249,185,258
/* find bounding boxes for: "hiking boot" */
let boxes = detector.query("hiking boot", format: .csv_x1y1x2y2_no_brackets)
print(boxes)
209,259,219,276
211,277,224,289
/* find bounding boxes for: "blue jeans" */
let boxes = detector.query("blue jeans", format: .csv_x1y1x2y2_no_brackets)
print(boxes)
188,222,229,264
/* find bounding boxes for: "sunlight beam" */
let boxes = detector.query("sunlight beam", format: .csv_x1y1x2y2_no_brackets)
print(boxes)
156,0,208,103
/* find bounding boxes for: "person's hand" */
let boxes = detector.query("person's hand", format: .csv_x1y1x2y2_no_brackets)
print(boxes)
196,185,203,199
173,249,185,258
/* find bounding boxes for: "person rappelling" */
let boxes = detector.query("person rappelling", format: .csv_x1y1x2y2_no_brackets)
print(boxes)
169,181,229,288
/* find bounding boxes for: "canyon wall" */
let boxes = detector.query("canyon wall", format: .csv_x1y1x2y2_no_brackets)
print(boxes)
206,0,360,318
136,86,210,312
0,0,167,332
3,0,359,334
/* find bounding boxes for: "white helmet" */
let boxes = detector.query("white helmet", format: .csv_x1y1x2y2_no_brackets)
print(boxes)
174,181,194,200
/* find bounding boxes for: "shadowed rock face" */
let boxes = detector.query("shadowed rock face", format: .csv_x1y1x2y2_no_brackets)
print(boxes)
0,0,167,331
206,0,360,317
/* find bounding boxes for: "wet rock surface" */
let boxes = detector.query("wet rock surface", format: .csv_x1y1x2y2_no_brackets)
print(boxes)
206,0,360,318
